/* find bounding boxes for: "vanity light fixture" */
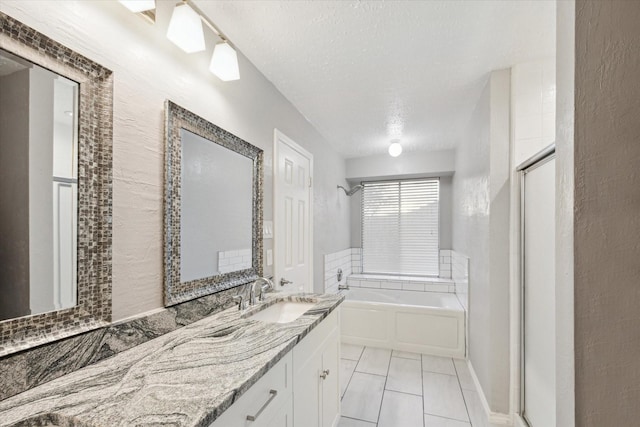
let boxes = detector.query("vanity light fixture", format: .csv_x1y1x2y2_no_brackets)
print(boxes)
118,0,155,13
388,140,403,157
120,0,240,81
167,0,241,81
167,2,206,53
210,42,240,81
118,0,156,23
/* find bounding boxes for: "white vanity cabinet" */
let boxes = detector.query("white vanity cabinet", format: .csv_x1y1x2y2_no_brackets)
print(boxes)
208,309,340,427
209,353,293,427
292,310,340,427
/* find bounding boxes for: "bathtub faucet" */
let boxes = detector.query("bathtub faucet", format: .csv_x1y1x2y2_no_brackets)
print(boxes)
338,283,349,291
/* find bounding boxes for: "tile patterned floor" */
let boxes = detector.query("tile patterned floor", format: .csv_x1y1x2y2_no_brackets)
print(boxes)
339,344,495,427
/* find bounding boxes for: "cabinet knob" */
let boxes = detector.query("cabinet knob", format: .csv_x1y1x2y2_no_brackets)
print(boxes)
320,369,330,379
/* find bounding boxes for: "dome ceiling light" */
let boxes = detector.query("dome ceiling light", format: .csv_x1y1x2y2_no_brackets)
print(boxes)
388,140,403,157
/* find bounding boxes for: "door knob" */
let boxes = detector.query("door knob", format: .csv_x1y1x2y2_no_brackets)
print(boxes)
320,369,330,379
280,278,292,287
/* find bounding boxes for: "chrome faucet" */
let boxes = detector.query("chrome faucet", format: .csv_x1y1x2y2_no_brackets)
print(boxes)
248,277,275,306
232,294,248,311
235,277,275,310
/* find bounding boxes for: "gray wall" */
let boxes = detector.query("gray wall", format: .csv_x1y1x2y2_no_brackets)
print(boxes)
1,0,351,320
0,69,30,321
574,1,640,425
452,69,511,413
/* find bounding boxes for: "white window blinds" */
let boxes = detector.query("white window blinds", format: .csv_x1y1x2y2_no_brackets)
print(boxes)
361,179,439,276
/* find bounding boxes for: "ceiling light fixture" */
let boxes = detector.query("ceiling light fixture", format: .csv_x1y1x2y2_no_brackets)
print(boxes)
118,0,155,13
388,140,403,157
167,2,206,53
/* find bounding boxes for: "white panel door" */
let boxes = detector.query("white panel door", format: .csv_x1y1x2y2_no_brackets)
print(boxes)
274,130,313,293
522,156,556,427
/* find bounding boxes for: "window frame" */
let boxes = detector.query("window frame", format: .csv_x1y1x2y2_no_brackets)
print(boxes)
360,177,441,277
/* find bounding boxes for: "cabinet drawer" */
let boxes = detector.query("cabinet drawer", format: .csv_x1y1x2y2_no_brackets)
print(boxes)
210,352,293,427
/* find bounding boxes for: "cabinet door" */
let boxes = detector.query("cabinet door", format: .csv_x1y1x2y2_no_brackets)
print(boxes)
293,347,322,427
266,398,293,427
321,331,340,427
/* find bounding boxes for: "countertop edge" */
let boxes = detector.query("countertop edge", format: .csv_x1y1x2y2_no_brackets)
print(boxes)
196,294,344,427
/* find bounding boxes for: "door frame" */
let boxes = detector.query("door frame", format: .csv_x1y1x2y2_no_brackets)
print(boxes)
273,129,314,292
511,143,556,427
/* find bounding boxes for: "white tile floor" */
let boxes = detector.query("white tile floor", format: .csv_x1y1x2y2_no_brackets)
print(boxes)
339,344,494,427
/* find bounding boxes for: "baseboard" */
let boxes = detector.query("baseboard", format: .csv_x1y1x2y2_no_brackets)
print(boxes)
513,414,528,427
467,360,513,425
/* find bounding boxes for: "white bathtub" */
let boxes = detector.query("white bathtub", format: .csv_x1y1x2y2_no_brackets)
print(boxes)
340,288,466,358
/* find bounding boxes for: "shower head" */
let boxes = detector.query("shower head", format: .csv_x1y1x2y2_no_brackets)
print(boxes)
337,184,363,196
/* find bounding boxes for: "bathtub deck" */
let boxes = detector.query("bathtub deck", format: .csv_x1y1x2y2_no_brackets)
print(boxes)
338,343,494,427
342,289,466,358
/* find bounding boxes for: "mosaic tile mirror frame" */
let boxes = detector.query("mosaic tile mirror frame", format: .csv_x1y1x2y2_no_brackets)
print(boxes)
0,12,113,356
163,101,264,306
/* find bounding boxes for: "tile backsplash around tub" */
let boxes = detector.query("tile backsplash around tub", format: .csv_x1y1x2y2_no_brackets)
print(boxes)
347,274,455,293
323,248,355,294
323,248,462,294
451,250,469,310
439,249,453,278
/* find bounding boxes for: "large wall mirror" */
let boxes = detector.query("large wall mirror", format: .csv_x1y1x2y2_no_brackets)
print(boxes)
164,101,263,306
0,48,79,322
0,13,113,356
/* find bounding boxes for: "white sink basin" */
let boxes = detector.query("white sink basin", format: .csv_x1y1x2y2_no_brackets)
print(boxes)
249,301,316,323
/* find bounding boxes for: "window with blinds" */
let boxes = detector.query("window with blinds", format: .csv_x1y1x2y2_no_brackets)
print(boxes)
361,179,439,276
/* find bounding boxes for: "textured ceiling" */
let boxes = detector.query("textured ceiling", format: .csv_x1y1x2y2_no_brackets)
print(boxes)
194,0,556,158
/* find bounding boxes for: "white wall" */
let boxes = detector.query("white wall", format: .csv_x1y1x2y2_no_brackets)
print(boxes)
511,59,556,165
346,149,455,181
554,1,575,425
0,0,351,320
452,69,511,414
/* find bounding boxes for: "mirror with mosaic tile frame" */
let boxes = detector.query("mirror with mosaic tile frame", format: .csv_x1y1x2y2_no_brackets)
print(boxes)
163,101,263,306
0,12,113,356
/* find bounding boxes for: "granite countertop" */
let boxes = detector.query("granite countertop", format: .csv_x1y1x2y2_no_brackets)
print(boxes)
0,292,344,427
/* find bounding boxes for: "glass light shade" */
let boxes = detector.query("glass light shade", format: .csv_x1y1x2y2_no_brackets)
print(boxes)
119,0,156,13
388,142,403,157
209,42,240,81
166,3,206,53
